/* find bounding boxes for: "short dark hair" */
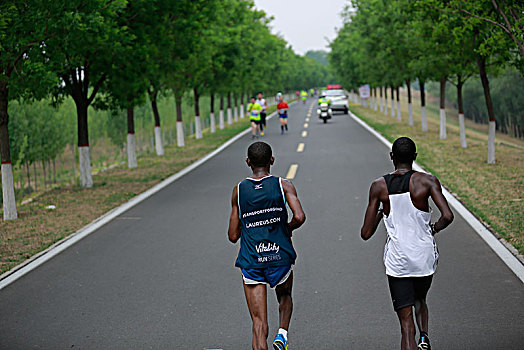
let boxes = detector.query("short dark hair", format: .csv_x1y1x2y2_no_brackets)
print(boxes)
392,137,416,163
250,96,256,100
248,142,272,167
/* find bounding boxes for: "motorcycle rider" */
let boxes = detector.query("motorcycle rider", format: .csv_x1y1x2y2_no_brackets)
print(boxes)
318,95,331,106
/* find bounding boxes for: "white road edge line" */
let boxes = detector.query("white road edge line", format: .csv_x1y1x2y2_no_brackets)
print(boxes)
347,110,524,283
0,105,291,290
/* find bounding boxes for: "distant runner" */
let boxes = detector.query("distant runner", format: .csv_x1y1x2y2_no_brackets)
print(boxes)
276,93,289,134
300,90,307,104
228,142,306,350
360,137,454,350
256,93,267,136
247,97,263,139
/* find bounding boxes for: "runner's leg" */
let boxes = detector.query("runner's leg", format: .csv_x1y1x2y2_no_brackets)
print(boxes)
275,271,293,330
244,283,269,350
396,306,417,350
414,298,429,334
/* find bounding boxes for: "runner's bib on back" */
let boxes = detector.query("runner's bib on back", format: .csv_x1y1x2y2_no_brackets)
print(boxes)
235,175,296,269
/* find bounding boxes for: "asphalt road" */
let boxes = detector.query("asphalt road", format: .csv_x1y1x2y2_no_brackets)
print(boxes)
1,99,523,349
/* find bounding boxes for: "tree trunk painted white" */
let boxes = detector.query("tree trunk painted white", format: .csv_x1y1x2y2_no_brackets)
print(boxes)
127,133,137,169
78,146,93,188
233,106,238,122
458,113,467,148
487,120,495,163
421,106,428,132
379,95,383,112
396,101,401,121
384,98,388,115
219,109,225,130
227,107,233,125
176,121,185,147
390,98,395,117
374,95,378,111
408,103,413,126
195,115,202,139
1,162,17,220
439,108,447,139
154,126,164,156
240,104,245,119
210,112,216,133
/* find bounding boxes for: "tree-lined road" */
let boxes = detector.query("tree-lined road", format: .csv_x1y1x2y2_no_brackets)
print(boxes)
1,100,523,349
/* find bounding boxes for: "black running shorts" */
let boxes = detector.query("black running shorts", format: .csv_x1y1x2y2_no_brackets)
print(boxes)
260,111,267,125
387,275,433,311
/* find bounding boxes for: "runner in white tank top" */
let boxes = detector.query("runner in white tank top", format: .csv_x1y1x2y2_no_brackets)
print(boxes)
383,170,438,277
361,137,454,350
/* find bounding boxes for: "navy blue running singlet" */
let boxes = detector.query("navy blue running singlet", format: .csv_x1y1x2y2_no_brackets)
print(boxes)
235,175,296,269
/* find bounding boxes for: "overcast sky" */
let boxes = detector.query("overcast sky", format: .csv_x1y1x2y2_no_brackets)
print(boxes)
253,0,349,55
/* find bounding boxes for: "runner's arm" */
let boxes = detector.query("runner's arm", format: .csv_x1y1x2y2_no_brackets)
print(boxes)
428,176,454,234
361,179,384,240
282,179,306,234
228,186,241,243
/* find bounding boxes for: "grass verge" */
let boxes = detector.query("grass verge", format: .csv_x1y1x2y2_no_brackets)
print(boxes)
349,101,523,257
0,109,270,275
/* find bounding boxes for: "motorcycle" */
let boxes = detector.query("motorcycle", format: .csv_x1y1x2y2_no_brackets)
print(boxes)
317,103,332,123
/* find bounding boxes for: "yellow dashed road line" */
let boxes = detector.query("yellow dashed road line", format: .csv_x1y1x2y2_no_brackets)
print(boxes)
301,130,308,137
305,117,310,122
286,164,299,179
297,143,305,152
304,123,309,128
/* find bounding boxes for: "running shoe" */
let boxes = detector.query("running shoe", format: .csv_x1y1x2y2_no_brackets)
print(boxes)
273,333,288,350
261,131,265,136
418,334,431,350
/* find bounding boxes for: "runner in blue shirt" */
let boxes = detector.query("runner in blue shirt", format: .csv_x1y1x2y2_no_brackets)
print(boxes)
228,141,306,350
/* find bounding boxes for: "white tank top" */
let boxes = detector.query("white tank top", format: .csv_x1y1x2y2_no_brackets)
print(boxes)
383,171,438,277
256,98,266,110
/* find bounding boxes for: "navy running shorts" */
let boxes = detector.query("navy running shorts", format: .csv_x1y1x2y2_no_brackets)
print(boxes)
387,274,433,311
241,265,292,288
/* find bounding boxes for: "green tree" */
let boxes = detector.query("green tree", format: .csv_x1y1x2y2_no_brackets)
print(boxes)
0,0,64,219
43,0,129,187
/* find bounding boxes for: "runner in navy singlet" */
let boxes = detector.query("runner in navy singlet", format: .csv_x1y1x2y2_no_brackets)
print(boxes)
360,137,454,350
228,141,306,350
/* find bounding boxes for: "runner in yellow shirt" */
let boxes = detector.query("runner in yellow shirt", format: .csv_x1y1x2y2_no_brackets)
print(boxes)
247,96,263,139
